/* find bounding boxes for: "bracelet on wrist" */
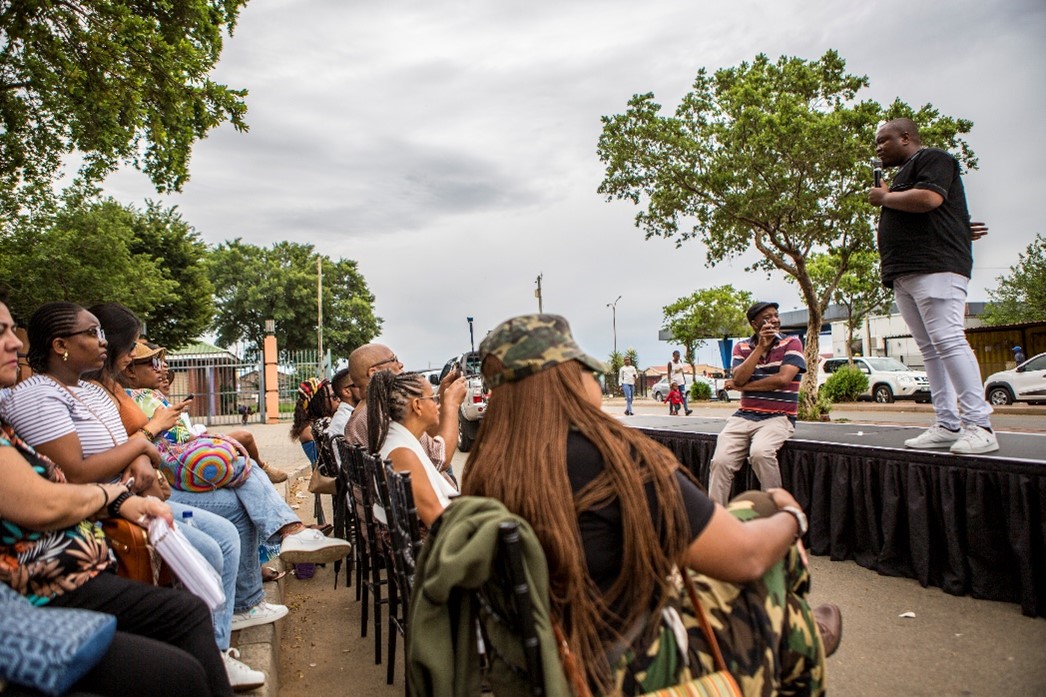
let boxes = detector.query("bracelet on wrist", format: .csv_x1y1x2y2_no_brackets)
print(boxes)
93,483,110,511
138,427,156,441
107,490,133,518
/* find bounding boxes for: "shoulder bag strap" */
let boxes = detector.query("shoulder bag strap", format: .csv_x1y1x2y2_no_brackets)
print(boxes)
680,569,729,674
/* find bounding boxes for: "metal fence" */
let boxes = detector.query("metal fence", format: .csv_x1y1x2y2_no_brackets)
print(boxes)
167,346,331,427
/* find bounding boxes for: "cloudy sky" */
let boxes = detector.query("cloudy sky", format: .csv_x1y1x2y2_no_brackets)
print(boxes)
105,0,1046,371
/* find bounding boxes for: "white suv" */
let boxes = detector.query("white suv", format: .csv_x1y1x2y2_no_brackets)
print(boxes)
983,352,1046,405
818,357,930,403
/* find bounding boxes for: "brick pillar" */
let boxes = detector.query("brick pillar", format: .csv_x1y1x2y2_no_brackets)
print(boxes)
264,333,280,424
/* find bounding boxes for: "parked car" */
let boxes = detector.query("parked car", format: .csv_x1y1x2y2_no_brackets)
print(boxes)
983,352,1046,405
817,356,930,403
437,351,487,452
650,376,740,402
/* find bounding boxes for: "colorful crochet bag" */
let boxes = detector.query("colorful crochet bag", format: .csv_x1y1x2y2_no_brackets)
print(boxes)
156,433,253,492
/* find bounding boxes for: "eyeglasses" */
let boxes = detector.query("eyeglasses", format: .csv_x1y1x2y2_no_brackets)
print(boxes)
133,356,164,371
417,394,440,406
370,354,399,370
62,326,106,342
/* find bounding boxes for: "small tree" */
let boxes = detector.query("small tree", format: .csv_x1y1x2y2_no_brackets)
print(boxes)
662,285,752,379
821,365,869,402
981,234,1046,325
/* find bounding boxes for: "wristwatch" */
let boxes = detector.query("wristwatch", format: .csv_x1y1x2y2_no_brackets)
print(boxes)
778,505,808,540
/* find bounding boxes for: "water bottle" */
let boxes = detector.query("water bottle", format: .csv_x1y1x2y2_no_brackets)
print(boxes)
181,510,197,528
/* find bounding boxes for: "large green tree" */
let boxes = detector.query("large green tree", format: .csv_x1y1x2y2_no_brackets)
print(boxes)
0,197,214,348
0,0,250,219
598,50,975,403
207,240,382,355
981,234,1046,325
662,285,752,377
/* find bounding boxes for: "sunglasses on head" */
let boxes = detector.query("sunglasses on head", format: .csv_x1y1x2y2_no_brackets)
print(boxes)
133,356,164,371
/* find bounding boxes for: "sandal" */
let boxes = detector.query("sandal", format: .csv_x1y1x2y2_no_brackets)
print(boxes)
261,566,289,583
308,523,334,536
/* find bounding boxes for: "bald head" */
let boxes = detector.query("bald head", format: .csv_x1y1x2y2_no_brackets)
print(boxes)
881,118,921,145
348,343,402,394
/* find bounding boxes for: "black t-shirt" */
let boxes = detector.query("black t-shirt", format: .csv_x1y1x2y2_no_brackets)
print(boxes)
566,431,715,597
877,147,972,288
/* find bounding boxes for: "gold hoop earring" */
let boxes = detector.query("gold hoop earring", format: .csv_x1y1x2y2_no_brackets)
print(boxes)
63,351,69,362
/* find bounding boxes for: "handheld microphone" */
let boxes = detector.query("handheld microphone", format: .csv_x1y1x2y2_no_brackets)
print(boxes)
871,157,883,187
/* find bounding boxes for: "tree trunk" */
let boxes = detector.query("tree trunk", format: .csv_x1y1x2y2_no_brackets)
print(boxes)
794,273,826,416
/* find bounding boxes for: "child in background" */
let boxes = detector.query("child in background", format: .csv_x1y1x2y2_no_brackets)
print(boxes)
666,381,684,415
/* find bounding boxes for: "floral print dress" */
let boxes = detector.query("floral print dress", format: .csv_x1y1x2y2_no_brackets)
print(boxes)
0,420,112,605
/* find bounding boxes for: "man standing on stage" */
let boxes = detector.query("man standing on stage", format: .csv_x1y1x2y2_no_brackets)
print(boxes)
870,118,997,454
707,301,805,504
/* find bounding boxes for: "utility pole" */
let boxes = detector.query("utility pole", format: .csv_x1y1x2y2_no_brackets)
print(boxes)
316,256,324,376
607,295,622,355
467,317,475,353
534,273,543,313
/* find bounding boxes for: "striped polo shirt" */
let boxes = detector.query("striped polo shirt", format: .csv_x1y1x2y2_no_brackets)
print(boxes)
732,334,806,422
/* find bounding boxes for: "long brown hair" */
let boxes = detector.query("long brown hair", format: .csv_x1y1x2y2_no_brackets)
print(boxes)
461,359,691,693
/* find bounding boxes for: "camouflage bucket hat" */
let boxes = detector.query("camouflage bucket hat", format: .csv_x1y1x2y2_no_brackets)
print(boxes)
479,313,608,387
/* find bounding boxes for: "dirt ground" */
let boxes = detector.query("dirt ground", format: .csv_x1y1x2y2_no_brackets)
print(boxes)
229,407,1046,697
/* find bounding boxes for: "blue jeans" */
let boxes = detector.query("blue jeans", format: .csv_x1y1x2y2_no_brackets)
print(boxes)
622,383,635,413
171,466,299,613
165,500,240,651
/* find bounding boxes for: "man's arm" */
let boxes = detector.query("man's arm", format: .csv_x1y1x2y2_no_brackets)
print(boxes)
869,182,943,212
735,364,800,392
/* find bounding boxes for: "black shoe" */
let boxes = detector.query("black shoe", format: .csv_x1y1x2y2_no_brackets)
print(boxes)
685,409,693,416
813,603,842,657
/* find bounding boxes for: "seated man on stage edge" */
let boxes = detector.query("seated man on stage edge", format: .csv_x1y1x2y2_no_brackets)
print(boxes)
707,301,806,505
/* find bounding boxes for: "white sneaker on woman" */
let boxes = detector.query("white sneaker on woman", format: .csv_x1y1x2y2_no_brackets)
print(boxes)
904,424,961,449
230,600,288,631
949,425,999,454
278,528,352,564
222,648,265,692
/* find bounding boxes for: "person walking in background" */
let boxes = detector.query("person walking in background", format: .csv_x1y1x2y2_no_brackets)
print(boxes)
618,355,638,415
871,117,998,454
1013,346,1026,366
667,349,693,415
665,381,684,415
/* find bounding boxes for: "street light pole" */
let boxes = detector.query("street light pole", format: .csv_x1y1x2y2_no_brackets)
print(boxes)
607,295,622,356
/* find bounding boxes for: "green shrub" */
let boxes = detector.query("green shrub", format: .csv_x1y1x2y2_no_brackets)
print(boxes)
820,365,869,403
690,380,712,401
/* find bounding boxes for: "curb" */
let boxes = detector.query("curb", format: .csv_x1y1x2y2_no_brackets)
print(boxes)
233,461,312,697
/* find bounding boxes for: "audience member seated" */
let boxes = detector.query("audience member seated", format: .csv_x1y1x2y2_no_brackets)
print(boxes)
461,314,841,695
124,341,287,482
344,343,465,479
90,303,352,599
366,370,458,527
0,295,235,696
327,367,360,438
290,377,338,465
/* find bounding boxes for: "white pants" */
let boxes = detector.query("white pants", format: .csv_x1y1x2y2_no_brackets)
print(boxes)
893,272,992,430
708,415,794,505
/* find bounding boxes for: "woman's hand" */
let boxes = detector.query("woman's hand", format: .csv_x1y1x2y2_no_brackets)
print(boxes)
123,455,157,495
119,495,174,529
147,401,188,434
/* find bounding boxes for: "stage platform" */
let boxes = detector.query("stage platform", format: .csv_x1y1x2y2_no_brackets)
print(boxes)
628,415,1046,618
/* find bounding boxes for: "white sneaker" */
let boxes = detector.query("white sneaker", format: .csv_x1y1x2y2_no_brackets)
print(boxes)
230,600,289,631
278,527,352,564
949,425,999,454
904,424,962,449
222,648,265,692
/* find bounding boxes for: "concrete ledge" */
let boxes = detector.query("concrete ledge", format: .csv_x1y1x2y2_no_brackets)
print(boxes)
229,461,313,696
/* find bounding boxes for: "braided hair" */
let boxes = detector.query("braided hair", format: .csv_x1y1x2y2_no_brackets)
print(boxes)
26,301,83,373
366,370,426,454
290,377,334,440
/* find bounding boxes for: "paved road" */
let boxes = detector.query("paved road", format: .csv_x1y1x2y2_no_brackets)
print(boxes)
233,403,1046,696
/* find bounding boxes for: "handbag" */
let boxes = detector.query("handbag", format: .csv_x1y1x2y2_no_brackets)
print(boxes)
156,433,253,492
639,571,741,697
101,517,173,586
308,466,337,495
0,583,117,697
